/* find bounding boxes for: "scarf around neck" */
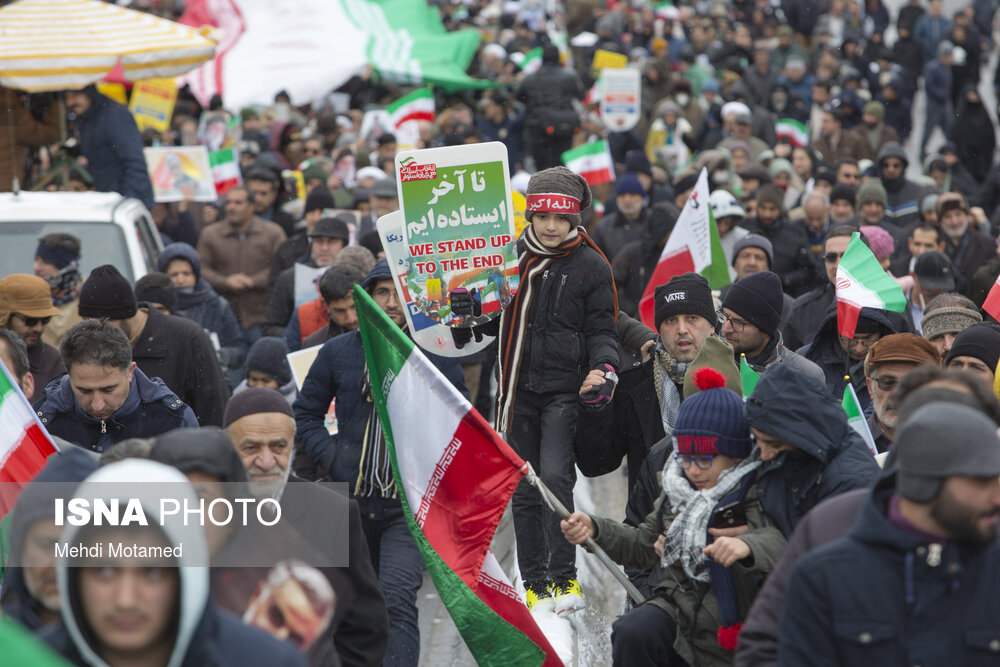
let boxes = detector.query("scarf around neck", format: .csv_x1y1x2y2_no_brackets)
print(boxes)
652,340,687,436
48,264,82,306
494,224,616,432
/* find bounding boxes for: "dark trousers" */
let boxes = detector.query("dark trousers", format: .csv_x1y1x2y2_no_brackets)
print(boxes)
356,495,424,667
921,101,952,156
507,390,578,587
612,604,687,666
528,128,574,171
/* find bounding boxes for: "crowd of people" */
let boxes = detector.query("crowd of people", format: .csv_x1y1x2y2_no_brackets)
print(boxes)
3,0,1000,664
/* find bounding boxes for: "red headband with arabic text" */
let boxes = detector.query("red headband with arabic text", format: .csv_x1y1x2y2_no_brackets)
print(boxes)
526,193,581,214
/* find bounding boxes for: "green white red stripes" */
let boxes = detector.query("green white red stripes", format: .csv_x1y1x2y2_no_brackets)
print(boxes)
835,233,906,337
0,359,57,518
355,286,563,667
843,383,877,455
208,148,241,196
774,118,809,147
561,140,614,185
387,88,436,127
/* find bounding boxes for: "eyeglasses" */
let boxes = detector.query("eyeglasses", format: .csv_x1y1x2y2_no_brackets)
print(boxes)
868,375,899,392
824,252,845,263
716,310,748,333
674,454,715,470
12,314,52,327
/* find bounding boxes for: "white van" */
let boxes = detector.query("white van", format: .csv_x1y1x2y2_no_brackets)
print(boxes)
0,191,162,282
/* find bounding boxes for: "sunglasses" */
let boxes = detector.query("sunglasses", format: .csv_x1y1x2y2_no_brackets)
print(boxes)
13,314,52,327
824,252,845,263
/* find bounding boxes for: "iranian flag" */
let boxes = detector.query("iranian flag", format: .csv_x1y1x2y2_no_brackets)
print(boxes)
520,47,543,75
775,118,809,147
209,148,241,197
835,233,906,338
561,140,614,186
0,360,58,518
388,88,436,128
638,169,731,329
354,286,563,667
843,383,877,456
981,273,1000,323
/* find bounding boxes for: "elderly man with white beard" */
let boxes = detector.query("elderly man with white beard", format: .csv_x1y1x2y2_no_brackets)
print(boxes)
863,334,941,453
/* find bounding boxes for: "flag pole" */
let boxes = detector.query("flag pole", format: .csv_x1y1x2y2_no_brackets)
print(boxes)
522,464,646,605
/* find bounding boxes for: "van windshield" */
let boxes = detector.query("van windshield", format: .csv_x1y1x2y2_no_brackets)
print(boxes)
0,222,135,283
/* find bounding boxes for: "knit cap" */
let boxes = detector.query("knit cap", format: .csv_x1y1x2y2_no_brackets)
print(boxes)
615,173,645,196
863,100,885,122
731,234,773,268
654,273,716,329
755,184,783,210
78,265,138,320
945,323,1000,371
673,367,751,458
524,166,592,227
856,180,887,208
830,183,856,207
245,337,292,386
860,225,894,260
682,337,742,398
921,305,982,341
721,271,783,337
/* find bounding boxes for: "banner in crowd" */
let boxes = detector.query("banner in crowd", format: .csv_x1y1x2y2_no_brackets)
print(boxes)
144,146,219,203
638,168,730,329
179,0,490,109
129,78,178,133
835,233,906,338
561,141,614,185
395,142,518,329
600,68,641,132
356,286,564,667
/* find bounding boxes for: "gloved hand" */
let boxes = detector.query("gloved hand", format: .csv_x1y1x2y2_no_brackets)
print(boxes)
451,326,473,349
580,363,617,410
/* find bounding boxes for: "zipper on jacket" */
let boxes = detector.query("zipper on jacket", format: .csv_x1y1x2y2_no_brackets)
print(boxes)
101,419,106,434
554,274,567,313
927,543,942,567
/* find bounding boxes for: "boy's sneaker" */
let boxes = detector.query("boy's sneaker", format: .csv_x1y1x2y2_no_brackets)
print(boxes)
525,582,554,613
551,579,584,615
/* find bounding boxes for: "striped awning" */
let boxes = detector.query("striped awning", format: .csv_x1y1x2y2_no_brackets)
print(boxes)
0,0,216,92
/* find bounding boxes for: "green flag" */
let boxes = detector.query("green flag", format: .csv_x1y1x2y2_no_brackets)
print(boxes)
739,354,759,397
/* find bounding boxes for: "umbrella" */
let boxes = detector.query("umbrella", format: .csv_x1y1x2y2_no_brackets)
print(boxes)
0,0,216,92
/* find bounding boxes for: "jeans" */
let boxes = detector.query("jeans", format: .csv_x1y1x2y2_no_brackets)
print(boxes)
921,101,952,156
507,390,578,587
356,495,424,667
611,604,687,666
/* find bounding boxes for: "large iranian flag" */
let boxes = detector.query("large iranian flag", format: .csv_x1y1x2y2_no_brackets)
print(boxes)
0,360,58,518
638,168,730,329
354,286,563,667
388,88,436,127
835,233,906,338
562,140,614,185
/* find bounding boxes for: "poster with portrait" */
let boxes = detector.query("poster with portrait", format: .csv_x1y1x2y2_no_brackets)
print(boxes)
144,146,219,203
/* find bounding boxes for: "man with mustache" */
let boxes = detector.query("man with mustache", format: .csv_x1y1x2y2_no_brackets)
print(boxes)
0,274,64,402
863,334,941,452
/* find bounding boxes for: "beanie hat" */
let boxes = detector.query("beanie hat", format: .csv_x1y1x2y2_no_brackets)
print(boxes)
767,158,793,181
856,180,887,208
921,306,982,341
361,259,393,290
674,368,751,458
721,271,783,337
78,265,138,320
654,273,716,329
223,387,294,428
673,171,699,195
895,402,1000,503
863,100,885,122
859,225,894,260
245,337,293,386
683,337,742,398
301,160,330,183
830,183,856,207
305,185,335,214
35,238,79,270
525,166,593,227
0,274,60,327
945,323,1000,371
731,234,773,268
755,184,783,210
936,191,969,219
624,150,652,176
134,278,177,314
615,173,645,196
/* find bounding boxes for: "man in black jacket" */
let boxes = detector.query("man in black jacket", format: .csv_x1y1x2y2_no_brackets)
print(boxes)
779,403,1000,666
514,45,584,169
77,265,229,426
739,184,818,297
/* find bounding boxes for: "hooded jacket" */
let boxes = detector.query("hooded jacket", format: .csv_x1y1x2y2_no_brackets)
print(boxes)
744,363,880,537
800,304,907,403
1,447,99,630
36,367,198,453
157,243,248,372
72,87,155,210
779,472,1000,666
39,459,307,667
876,143,925,238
